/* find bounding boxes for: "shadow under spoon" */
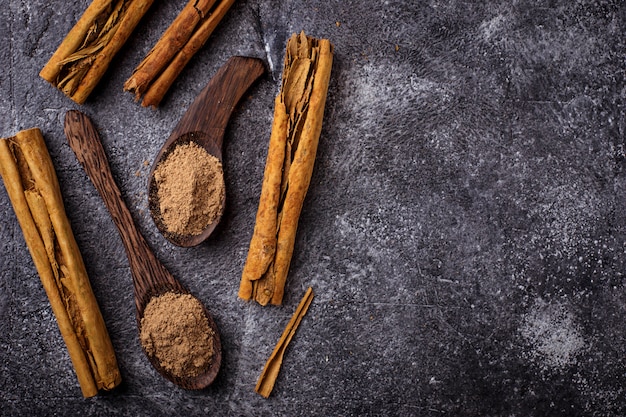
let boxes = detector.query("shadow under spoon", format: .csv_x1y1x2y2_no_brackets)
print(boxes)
64,110,221,390
148,56,265,247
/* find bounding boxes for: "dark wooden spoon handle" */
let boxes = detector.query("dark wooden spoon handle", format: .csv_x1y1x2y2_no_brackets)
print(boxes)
64,110,184,315
170,56,266,149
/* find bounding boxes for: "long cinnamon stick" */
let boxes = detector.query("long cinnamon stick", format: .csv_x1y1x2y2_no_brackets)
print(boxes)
0,128,121,397
237,97,287,300
40,0,155,104
255,287,314,398
239,32,333,305
125,0,236,107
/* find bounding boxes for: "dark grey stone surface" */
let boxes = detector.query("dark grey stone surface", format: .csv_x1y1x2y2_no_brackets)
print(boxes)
1,0,625,415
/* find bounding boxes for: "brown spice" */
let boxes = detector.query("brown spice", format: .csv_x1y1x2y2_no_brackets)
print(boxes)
255,287,314,398
40,0,155,104
140,292,214,378
238,32,333,305
154,141,224,236
0,128,122,397
124,0,236,107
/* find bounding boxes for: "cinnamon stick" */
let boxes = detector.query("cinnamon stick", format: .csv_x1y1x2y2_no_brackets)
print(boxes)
255,287,314,398
40,0,155,104
125,0,236,107
237,97,287,301
239,32,333,305
0,128,121,397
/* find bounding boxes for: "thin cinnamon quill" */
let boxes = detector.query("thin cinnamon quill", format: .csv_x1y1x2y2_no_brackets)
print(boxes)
40,0,155,104
124,0,236,107
255,287,314,398
0,128,121,397
239,32,333,305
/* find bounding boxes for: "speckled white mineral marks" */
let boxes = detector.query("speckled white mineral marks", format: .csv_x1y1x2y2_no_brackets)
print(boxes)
264,41,274,74
479,13,507,42
520,299,586,371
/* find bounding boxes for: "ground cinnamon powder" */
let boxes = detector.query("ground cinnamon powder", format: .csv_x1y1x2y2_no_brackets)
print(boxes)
140,292,215,378
154,141,225,235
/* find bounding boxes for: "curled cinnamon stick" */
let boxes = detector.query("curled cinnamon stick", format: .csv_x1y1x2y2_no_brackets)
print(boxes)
40,0,155,104
0,128,121,397
237,97,287,300
124,0,236,107
239,32,333,305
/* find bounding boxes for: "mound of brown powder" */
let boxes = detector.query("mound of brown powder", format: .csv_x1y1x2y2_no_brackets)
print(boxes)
154,141,225,236
140,292,215,378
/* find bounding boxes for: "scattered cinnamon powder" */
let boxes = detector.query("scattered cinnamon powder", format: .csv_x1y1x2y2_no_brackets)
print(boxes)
140,292,215,378
154,141,225,235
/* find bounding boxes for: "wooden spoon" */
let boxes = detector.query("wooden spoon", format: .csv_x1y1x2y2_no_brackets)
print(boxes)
148,56,265,247
64,110,221,390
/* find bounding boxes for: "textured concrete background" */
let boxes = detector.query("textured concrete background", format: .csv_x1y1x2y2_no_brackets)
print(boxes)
1,0,625,416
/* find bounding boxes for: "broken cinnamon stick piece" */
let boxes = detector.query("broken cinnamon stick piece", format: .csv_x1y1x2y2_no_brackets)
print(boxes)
125,0,236,107
0,128,121,397
255,287,314,398
40,0,155,104
239,32,333,305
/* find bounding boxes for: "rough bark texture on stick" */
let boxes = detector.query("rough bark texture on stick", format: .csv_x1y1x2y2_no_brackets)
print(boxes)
238,97,288,300
125,0,236,107
0,128,121,397
40,0,155,104
239,32,333,306
124,0,218,100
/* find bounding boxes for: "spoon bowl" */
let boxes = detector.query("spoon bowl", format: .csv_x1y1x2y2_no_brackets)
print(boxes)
148,129,225,247
148,56,265,247
64,110,221,389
